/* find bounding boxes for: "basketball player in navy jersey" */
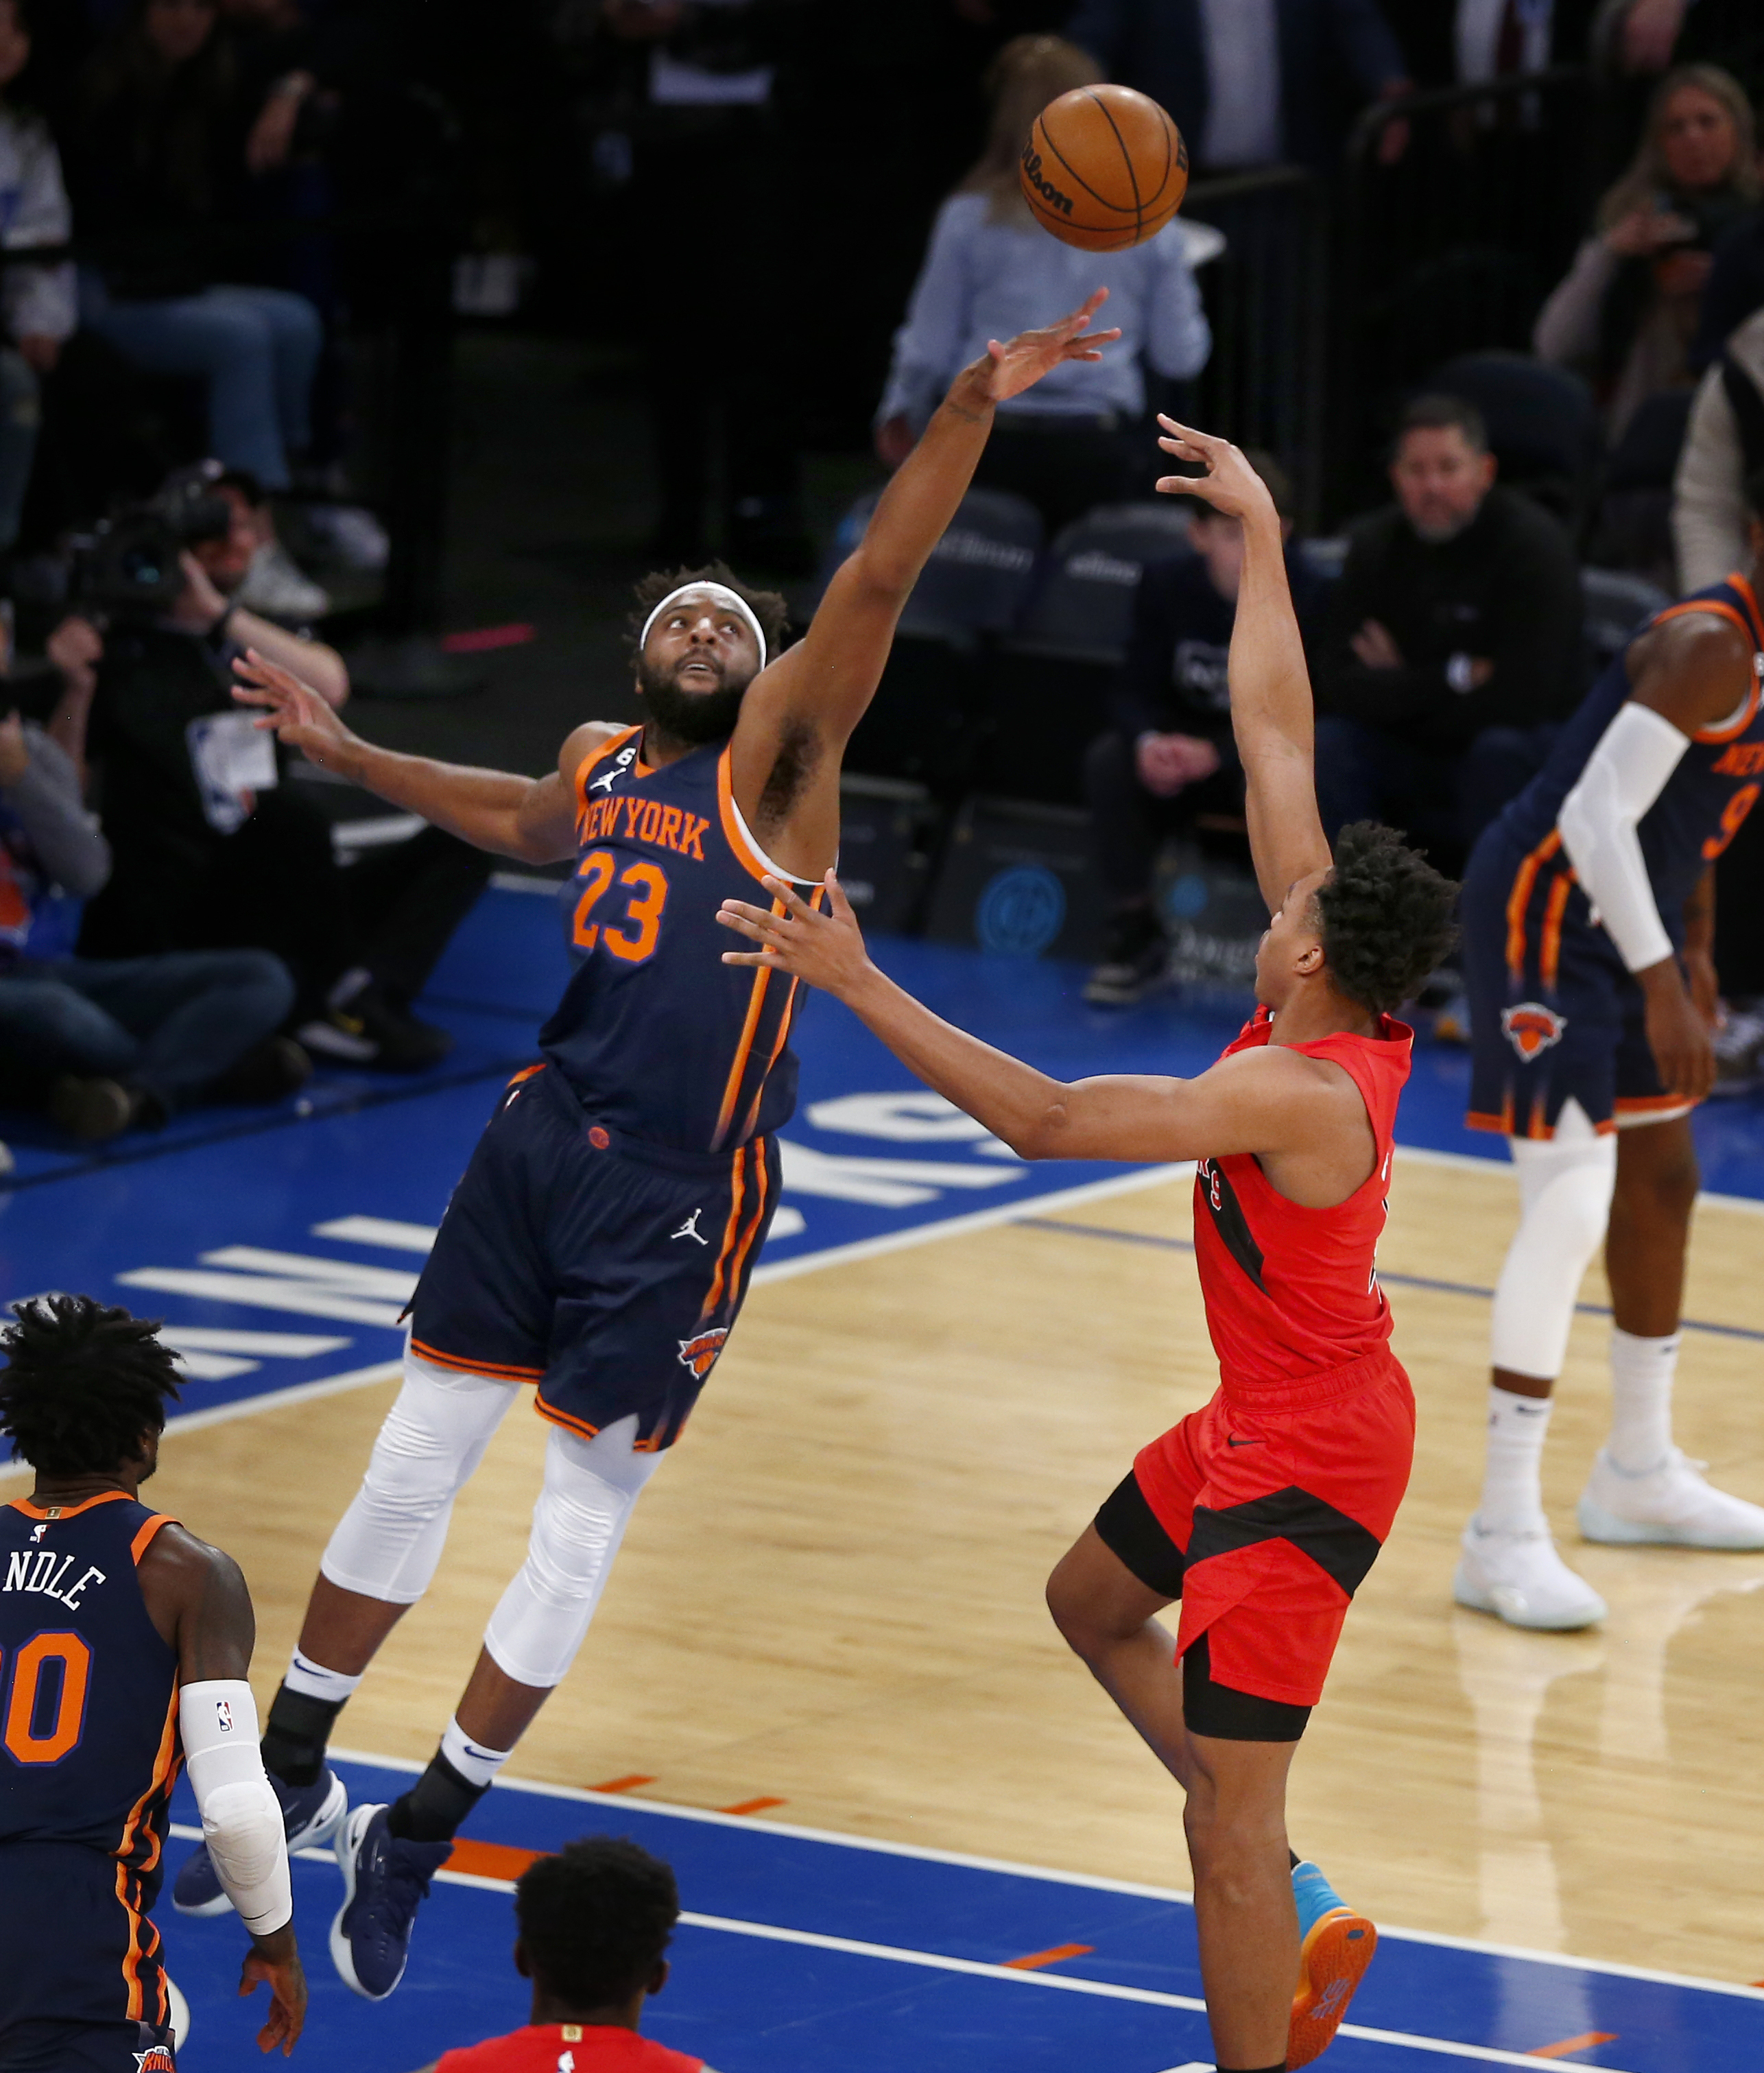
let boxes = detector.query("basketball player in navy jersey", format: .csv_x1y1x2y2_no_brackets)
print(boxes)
1453,469,1764,1631
0,1294,305,2070
717,427,1457,2073
205,292,1123,2000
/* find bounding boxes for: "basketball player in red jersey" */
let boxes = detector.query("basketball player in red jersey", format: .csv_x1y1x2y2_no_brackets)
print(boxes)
718,425,1457,2073
211,294,1123,2002
408,1838,709,2073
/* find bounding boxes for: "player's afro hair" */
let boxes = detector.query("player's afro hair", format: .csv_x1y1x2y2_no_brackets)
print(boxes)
514,1836,680,2009
626,562,789,665
1313,821,1459,1017
0,1295,181,1477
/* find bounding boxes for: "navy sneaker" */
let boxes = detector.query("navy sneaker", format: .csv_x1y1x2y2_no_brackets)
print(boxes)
330,1803,450,2000
173,1765,347,1917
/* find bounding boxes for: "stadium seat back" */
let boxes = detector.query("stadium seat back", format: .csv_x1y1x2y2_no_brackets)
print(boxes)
1010,501,1197,663
1581,566,1670,672
822,486,1044,643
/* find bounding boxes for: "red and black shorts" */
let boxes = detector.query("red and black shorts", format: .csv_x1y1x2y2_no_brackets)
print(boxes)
1095,1352,1415,1740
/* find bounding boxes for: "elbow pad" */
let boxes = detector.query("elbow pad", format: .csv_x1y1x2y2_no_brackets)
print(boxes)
179,1681,292,1937
1557,702,1687,973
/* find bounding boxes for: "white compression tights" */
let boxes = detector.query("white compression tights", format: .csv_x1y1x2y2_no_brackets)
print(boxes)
320,1348,661,1690
1489,1100,1618,1382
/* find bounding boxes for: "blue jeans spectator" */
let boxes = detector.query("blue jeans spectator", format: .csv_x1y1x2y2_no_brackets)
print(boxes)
78,271,322,489
0,949,293,1111
1313,717,1563,865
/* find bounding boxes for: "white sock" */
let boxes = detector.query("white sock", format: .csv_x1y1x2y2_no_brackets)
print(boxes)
1608,1328,1679,1473
283,1649,363,1705
1477,1386,1554,1535
441,1715,513,1791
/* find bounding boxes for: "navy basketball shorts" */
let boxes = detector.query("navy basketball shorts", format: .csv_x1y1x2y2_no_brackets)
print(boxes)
407,1063,780,1452
1462,825,1682,1141
0,1840,177,2070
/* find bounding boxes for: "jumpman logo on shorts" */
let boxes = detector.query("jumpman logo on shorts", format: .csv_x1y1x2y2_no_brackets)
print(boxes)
671,1207,708,1244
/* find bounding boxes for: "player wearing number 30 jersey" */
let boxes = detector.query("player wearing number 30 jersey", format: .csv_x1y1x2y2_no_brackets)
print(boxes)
215,290,1128,2002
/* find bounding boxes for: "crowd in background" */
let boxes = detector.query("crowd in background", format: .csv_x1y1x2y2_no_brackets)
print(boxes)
5,0,1764,1144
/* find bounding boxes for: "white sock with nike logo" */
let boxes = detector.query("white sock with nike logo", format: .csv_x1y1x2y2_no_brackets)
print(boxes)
441,1714,514,1790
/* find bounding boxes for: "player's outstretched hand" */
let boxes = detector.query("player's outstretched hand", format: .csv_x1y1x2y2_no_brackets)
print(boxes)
979,288,1122,404
233,649,356,772
240,1928,307,2055
719,870,870,998
1154,416,1278,525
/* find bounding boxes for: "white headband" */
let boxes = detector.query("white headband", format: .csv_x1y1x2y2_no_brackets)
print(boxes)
639,582,767,669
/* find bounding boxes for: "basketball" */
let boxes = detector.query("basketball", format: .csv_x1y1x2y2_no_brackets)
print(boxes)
1019,84,1188,252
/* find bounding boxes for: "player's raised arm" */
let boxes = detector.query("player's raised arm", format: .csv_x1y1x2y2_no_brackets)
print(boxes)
728,293,1121,806
1154,420,1332,913
232,650,621,866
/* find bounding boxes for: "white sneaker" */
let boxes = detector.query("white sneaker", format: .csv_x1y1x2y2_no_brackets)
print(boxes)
237,539,331,623
1577,1447,1764,1549
1453,1517,1608,1630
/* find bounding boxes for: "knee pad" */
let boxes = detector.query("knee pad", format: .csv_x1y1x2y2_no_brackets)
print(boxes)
482,1415,663,1690
1490,1100,1617,1379
319,1349,516,1604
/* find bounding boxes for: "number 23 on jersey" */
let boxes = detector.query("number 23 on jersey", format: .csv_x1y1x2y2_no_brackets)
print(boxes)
571,850,669,964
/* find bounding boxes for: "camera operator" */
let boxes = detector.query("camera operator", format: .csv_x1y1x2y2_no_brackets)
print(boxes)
55,469,490,1070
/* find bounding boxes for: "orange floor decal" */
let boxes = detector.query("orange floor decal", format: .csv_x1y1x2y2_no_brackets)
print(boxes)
1000,1944,1095,1971
1529,2035,1619,2060
719,1796,787,1816
444,1838,545,1882
591,1774,656,1794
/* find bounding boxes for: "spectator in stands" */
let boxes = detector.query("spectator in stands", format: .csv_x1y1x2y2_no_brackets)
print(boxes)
50,500,488,1069
0,0,73,556
1672,305,1764,588
1388,0,1599,84
1064,0,1412,174
409,1836,712,2073
875,34,1209,538
1597,0,1764,100
209,463,329,621
1083,451,1329,1004
0,697,303,1141
1314,394,1582,868
1534,64,1758,440
66,0,324,489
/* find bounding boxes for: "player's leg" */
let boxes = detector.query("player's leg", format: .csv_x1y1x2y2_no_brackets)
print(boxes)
1578,1114,1764,1546
1455,1097,1617,1629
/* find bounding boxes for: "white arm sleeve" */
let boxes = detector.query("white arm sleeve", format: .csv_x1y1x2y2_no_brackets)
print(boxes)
179,1681,292,1938
1557,700,1689,973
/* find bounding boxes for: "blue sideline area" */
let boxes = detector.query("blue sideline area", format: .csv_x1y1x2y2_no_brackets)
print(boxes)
1,881,1761,1426
158,1753,1764,2072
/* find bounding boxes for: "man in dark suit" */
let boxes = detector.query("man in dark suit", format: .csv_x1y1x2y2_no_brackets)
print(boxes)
1064,0,1410,173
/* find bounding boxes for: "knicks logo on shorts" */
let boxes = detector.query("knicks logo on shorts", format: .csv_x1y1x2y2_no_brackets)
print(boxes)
1501,1002,1565,1061
677,1326,728,1378
134,2048,177,2072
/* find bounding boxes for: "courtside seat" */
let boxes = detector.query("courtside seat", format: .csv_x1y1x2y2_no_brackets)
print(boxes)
1580,566,1669,674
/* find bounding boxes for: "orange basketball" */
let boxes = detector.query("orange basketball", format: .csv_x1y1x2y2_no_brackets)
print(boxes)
1019,84,1188,252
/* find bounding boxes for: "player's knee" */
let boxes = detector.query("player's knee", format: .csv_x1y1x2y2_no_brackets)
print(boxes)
1617,1131,1700,1228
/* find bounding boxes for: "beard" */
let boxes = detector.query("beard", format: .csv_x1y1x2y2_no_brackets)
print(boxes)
636,654,750,746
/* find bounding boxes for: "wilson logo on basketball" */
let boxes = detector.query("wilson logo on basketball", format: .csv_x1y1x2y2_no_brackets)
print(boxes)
1018,145,1073,217
677,1327,728,1378
1501,1002,1566,1061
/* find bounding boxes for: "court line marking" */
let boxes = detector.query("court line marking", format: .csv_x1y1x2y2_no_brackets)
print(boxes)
304,1750,1764,2005
164,1820,1636,2072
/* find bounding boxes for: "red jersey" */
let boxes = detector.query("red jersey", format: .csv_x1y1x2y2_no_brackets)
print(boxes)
1193,1008,1412,1391
436,2025,704,2073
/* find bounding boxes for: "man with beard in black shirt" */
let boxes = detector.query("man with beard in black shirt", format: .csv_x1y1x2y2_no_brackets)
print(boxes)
1313,395,1584,877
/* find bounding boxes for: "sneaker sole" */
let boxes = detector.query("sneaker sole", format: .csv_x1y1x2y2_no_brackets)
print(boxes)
1289,1906,1377,2069
1577,1493,1764,1550
174,1769,349,1918
330,1803,390,2000
1451,1559,1605,1631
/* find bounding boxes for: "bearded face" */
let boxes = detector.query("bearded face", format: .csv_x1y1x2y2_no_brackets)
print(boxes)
635,650,751,745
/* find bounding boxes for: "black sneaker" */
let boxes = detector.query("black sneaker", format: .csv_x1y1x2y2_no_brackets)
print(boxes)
298,980,453,1071
49,1076,167,1141
1084,908,1169,1006
208,1036,313,1106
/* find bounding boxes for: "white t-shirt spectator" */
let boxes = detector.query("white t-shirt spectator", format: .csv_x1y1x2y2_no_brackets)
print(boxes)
877,193,1211,433
0,104,74,344
1200,0,1282,167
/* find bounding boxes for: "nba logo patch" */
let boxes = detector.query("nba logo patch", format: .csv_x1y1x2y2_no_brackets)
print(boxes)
1501,1002,1565,1061
677,1326,728,1378
214,1698,235,1733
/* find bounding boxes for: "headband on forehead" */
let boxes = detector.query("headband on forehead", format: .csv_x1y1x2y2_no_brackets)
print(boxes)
639,582,768,669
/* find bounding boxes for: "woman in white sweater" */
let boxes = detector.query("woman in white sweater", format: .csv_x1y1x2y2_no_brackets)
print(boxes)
874,35,1210,536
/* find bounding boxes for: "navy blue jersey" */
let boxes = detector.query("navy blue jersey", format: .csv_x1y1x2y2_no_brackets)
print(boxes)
0,1491,181,2031
1492,573,1764,945
539,728,820,1153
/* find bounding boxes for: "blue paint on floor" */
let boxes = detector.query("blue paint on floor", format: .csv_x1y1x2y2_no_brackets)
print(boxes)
156,1755,1764,2073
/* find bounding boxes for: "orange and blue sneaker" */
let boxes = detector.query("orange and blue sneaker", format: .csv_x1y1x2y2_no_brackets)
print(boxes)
1288,1859,1377,2068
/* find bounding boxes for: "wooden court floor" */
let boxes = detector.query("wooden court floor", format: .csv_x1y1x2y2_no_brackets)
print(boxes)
56,1152,1764,1985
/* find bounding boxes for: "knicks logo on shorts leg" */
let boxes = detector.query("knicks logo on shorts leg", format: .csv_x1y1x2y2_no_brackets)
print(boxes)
1501,1002,1566,1061
678,1325,728,1378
